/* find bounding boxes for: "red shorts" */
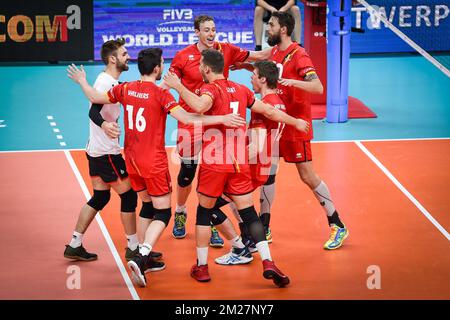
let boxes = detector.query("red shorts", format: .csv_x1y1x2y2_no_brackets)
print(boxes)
250,163,270,189
197,166,254,198
176,126,203,159
279,140,313,163
129,171,172,197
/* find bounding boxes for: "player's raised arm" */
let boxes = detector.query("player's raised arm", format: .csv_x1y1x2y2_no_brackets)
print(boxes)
67,64,110,104
251,99,309,133
164,72,213,113
169,107,246,128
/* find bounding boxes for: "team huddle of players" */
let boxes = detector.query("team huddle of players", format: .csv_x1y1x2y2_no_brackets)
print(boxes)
65,12,349,288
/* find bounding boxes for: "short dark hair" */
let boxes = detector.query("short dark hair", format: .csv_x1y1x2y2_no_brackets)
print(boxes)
201,49,224,74
254,61,279,89
101,38,126,65
194,15,214,30
271,11,295,37
137,48,163,76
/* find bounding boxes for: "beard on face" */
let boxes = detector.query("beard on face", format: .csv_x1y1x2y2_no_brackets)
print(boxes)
267,31,281,47
156,70,162,80
117,59,129,72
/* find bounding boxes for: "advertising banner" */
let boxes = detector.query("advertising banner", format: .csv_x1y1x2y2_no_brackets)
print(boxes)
0,0,94,62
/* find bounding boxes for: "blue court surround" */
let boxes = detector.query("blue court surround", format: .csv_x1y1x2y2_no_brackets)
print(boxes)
0,54,449,151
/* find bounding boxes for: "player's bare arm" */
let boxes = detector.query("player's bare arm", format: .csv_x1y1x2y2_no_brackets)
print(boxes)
67,64,111,104
251,99,310,133
247,47,272,62
163,72,213,113
278,74,324,94
230,61,255,72
170,107,246,128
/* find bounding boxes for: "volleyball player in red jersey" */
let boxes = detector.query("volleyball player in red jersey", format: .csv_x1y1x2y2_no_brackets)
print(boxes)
166,15,251,244
67,48,245,287
236,11,349,250
166,15,273,246
164,49,309,287
212,61,288,265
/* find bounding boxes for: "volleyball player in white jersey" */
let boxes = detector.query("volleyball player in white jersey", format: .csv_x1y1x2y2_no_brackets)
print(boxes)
64,39,164,271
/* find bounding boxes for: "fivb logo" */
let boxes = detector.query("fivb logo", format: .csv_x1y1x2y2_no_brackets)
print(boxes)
0,5,81,43
162,9,193,21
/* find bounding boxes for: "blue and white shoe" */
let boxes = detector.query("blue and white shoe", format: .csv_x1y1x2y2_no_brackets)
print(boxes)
209,226,224,247
172,212,187,239
215,246,253,265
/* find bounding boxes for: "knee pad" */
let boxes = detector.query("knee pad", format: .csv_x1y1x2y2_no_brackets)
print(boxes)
214,196,229,210
238,206,260,225
196,205,212,226
139,201,154,219
119,189,137,212
239,206,265,243
87,189,111,211
177,161,197,187
154,207,171,226
264,174,276,185
211,208,227,226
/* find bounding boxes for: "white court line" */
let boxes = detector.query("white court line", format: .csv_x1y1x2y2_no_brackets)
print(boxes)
63,150,140,300
355,141,450,241
1,137,449,154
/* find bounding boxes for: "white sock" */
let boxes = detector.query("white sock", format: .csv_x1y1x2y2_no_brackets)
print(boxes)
176,204,187,214
196,247,209,266
126,233,138,251
229,202,242,223
230,236,245,249
260,182,275,214
255,241,272,261
69,231,83,248
139,243,152,256
313,181,336,216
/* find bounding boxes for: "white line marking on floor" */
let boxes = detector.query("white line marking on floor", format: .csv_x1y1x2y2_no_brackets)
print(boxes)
355,140,450,241
0,120,6,128
46,116,67,147
63,150,140,300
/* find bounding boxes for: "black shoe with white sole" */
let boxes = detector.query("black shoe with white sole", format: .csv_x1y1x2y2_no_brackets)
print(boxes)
64,245,98,261
144,258,166,273
127,253,149,287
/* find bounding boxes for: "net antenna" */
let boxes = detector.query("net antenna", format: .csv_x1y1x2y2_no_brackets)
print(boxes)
357,0,450,78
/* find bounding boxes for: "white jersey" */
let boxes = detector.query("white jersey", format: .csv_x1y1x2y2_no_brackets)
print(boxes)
86,72,121,157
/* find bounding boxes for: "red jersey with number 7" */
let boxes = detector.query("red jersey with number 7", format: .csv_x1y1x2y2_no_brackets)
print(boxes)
107,80,179,177
199,79,255,173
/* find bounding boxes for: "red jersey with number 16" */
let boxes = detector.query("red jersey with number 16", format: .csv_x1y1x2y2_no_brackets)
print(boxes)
271,42,317,141
107,81,179,177
199,79,255,173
